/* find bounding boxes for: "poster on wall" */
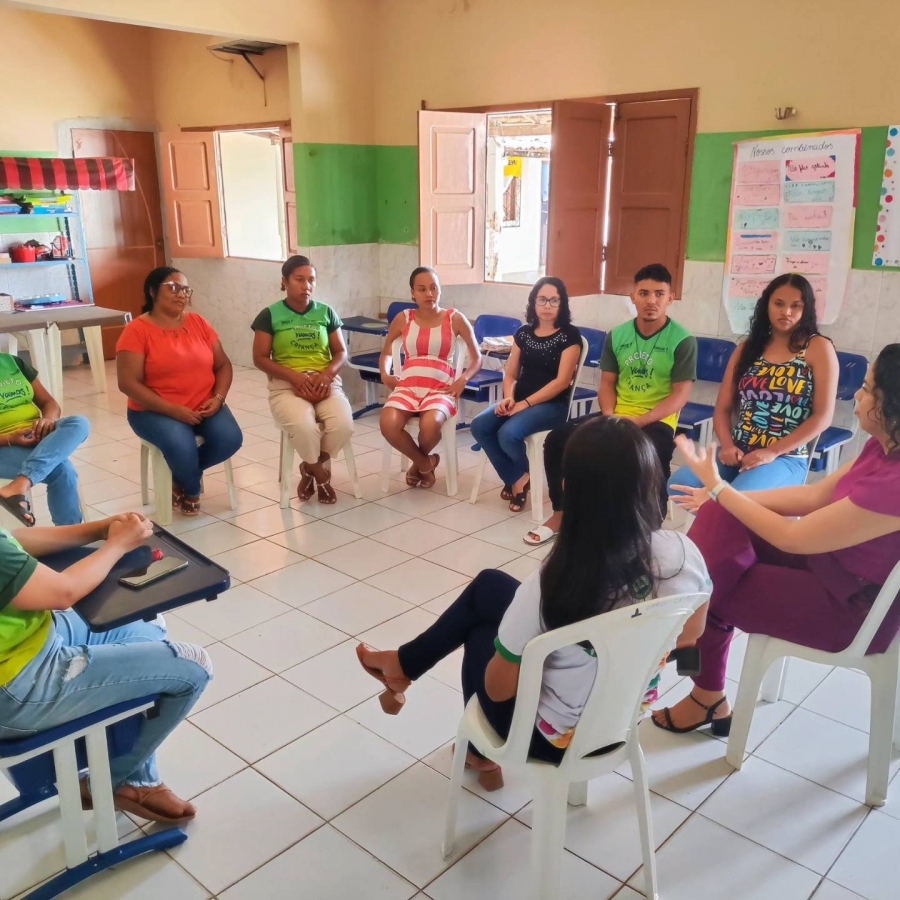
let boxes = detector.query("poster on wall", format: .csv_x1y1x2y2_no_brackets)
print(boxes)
873,126,900,268
722,129,861,334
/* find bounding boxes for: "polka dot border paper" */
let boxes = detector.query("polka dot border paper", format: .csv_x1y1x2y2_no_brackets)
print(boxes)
874,126,900,267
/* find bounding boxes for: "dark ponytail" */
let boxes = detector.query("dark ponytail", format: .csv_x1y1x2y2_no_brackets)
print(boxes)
143,266,181,313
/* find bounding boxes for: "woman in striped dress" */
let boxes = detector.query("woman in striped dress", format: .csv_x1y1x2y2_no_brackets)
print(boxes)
380,267,481,488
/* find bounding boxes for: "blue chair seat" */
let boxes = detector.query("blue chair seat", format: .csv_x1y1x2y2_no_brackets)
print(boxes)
677,402,714,434
349,351,382,371
572,386,595,404
809,425,854,472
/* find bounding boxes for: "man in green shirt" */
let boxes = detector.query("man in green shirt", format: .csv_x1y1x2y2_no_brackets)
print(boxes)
525,263,698,545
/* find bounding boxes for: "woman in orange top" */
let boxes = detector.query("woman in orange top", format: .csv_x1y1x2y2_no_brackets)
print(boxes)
116,268,243,516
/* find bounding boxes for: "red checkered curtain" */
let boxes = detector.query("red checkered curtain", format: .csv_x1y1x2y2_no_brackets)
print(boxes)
0,157,135,191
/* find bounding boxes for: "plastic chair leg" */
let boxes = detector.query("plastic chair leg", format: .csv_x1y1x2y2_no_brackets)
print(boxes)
443,417,459,497
381,440,393,493
630,740,659,900
279,432,293,510
526,436,545,523
469,453,487,504
342,442,363,500
53,741,89,869
866,654,899,807
567,781,588,807
223,459,238,511
441,727,469,860
84,727,119,853
725,635,769,769
140,444,150,507
149,448,173,527
530,775,568,900
760,657,788,702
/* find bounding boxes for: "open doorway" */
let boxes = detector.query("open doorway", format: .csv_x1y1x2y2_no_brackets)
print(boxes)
485,110,551,285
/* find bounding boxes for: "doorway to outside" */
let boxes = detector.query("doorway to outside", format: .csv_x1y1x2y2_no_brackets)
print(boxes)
485,110,551,285
73,128,165,358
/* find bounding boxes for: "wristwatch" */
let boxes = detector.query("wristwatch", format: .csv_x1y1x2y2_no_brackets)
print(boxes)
709,480,730,503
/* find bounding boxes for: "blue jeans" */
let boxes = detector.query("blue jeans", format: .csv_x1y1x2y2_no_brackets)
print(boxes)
471,401,569,487
667,451,809,495
127,405,243,496
0,611,211,789
0,415,89,525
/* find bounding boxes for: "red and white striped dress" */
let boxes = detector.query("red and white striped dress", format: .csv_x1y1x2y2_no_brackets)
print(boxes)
384,308,458,417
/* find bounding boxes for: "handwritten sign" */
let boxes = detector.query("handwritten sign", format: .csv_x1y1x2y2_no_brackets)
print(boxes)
733,208,780,229
731,254,777,275
786,205,834,228
784,156,836,180
734,183,781,206
723,129,860,330
784,181,836,203
729,276,772,298
732,232,779,253
738,160,781,184
782,253,830,275
784,230,832,252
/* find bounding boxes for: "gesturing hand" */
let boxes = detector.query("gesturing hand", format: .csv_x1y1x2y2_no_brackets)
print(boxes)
674,435,722,491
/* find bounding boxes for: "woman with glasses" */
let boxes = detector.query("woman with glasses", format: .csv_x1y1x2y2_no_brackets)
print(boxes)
117,268,242,517
470,277,581,511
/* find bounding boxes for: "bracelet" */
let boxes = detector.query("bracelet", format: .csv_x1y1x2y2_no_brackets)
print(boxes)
524,399,532,407
214,394,226,403
709,480,729,503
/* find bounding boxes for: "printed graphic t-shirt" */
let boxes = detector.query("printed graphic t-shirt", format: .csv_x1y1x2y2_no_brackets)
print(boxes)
599,319,697,430
0,528,43,687
251,300,342,374
513,324,583,404
116,314,219,412
0,354,41,436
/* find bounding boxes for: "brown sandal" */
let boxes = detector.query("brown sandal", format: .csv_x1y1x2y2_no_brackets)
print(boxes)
316,475,337,504
297,462,316,502
417,454,440,489
180,495,201,517
171,482,184,510
81,779,196,824
405,466,421,487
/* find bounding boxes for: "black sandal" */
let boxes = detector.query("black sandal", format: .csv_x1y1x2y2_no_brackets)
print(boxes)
500,484,514,501
0,494,35,527
651,692,732,736
509,480,531,512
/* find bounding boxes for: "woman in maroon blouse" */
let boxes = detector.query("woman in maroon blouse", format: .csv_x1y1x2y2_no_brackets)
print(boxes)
653,343,900,734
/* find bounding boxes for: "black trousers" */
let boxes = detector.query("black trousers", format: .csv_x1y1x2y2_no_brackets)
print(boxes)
543,412,675,516
398,569,565,764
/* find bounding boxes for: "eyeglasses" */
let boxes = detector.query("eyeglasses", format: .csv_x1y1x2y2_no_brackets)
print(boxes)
162,282,193,298
535,297,561,307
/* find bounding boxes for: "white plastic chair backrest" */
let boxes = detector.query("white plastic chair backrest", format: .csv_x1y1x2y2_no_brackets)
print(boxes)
843,559,900,656
389,335,466,381
564,336,590,421
500,590,709,768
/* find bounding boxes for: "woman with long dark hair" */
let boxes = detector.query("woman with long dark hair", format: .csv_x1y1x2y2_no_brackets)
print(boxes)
669,273,837,498
355,417,710,787
470,277,582,511
654,344,900,734
117,267,242,516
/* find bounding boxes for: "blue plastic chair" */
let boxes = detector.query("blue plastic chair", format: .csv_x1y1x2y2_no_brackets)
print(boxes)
809,351,868,473
0,695,186,900
676,337,737,445
571,327,606,417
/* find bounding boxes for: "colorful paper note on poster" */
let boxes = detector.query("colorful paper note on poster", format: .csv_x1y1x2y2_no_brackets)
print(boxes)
723,130,860,335
873,126,900,268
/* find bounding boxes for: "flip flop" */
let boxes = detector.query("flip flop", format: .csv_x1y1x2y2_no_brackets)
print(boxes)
0,494,35,527
417,454,440,489
523,524,557,546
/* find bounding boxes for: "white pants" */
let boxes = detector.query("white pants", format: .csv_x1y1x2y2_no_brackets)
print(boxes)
268,378,354,464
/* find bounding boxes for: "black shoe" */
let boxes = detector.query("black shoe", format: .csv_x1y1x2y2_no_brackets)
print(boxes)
651,693,732,736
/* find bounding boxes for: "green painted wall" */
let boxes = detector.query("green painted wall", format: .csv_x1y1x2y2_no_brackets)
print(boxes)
686,127,893,270
375,145,418,245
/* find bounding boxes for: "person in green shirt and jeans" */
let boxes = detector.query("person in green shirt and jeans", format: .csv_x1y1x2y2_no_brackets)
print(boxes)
251,256,353,504
524,263,698,546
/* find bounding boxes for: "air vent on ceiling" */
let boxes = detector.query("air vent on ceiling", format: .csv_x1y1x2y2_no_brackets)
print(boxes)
208,40,282,56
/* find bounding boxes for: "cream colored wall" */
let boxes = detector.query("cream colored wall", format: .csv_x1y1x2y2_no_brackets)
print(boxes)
373,0,900,144
0,7,156,151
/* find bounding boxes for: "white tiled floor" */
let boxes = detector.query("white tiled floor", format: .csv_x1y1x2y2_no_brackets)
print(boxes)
2,361,894,900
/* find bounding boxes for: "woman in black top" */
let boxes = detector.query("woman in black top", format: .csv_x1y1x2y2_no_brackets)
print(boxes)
470,277,582,511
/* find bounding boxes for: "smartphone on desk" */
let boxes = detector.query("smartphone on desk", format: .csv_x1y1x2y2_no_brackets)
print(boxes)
119,555,188,588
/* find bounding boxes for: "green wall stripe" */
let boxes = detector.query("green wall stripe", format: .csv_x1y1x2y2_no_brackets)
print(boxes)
375,145,418,245
293,143,378,246
686,127,893,270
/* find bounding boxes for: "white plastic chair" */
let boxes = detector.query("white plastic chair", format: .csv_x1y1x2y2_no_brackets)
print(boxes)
468,336,589,523
277,429,362,508
728,560,900,807
442,590,710,900
140,437,237,527
380,336,466,497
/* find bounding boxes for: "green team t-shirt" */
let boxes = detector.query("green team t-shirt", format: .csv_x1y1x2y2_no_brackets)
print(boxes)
599,319,697,430
0,528,44,687
0,354,41,437
251,300,342,374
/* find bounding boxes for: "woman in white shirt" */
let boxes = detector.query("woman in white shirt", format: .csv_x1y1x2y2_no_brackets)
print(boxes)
356,416,710,789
